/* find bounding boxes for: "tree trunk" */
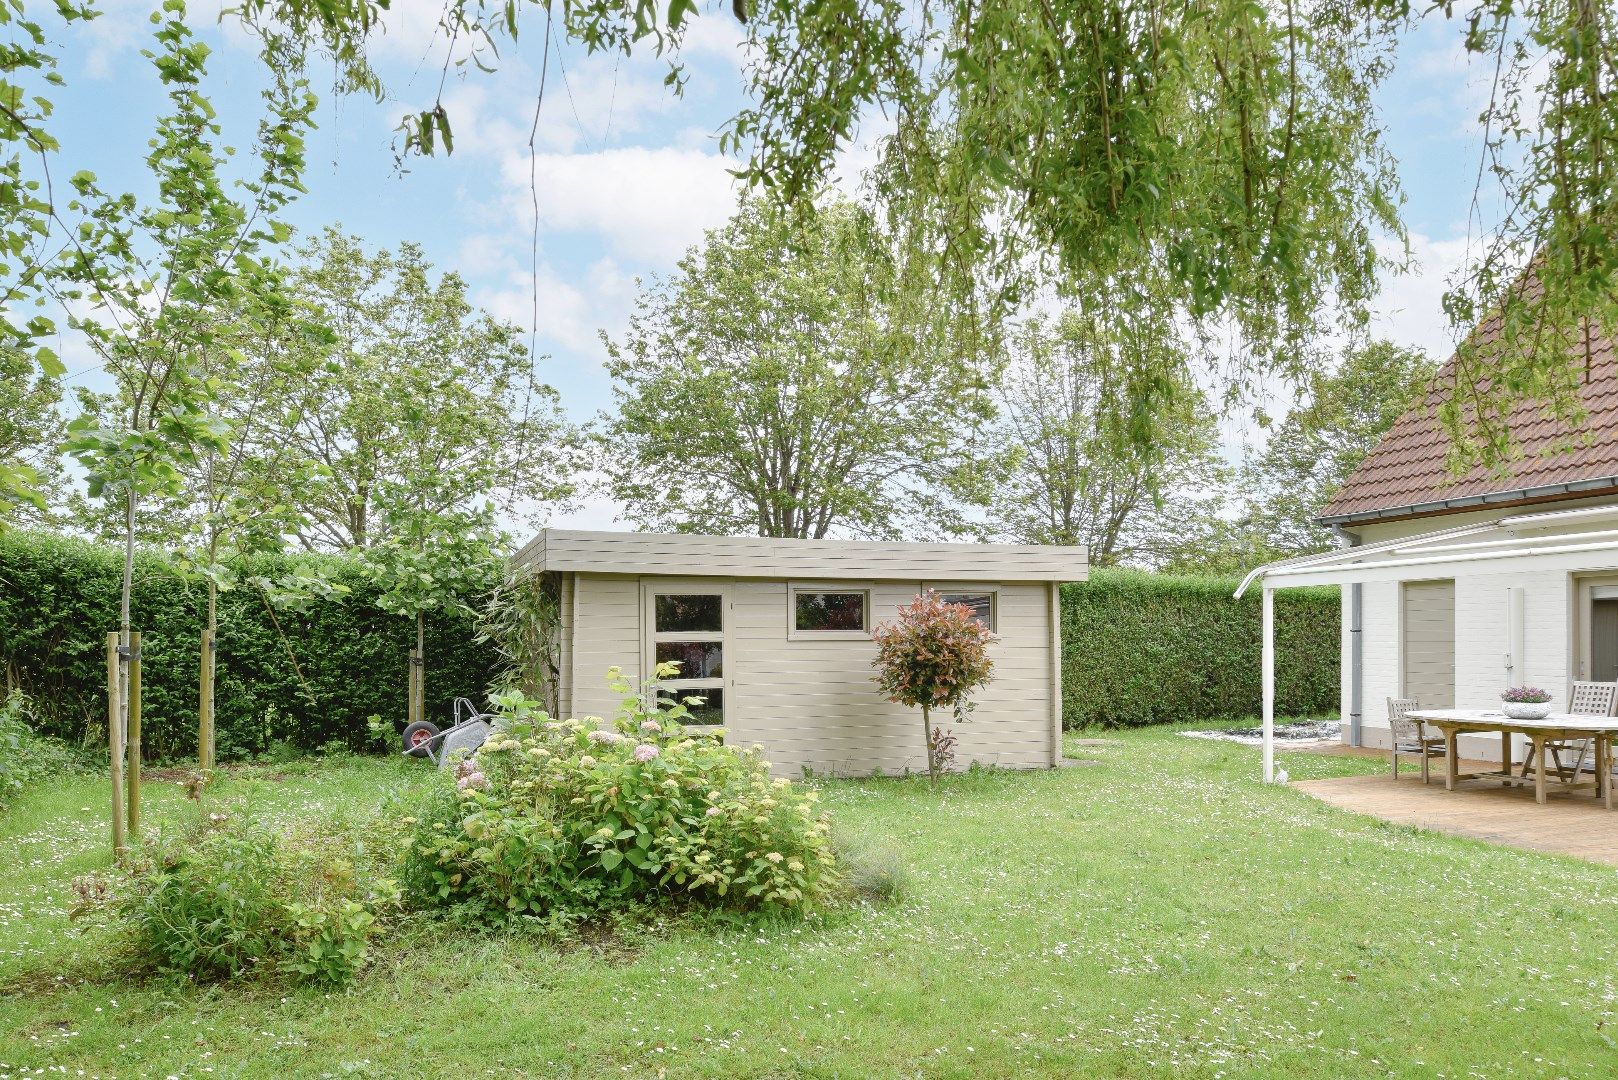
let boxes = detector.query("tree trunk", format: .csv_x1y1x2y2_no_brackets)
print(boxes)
200,576,217,770
115,489,135,851
416,610,426,729
119,489,134,740
922,704,937,788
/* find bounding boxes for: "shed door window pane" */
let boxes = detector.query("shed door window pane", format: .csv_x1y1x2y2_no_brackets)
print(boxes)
655,594,722,634
940,593,994,629
655,640,723,679
795,592,867,632
657,686,724,726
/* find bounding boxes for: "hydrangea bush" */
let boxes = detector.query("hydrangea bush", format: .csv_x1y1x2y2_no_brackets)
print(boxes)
400,665,839,925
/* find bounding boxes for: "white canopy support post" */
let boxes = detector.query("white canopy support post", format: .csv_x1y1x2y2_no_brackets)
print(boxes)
1262,584,1275,784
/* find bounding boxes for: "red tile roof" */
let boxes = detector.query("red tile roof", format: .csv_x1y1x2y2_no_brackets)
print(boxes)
1318,323,1618,524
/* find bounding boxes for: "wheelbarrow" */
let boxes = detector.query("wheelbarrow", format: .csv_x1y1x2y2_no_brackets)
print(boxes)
401,696,494,768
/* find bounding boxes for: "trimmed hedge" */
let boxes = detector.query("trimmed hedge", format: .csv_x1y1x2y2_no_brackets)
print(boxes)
1060,568,1340,728
0,531,499,760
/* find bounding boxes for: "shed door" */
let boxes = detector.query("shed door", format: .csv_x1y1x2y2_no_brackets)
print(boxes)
1402,579,1455,708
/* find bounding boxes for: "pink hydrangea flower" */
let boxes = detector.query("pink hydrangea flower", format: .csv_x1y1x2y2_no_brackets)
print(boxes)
705,806,722,818
639,720,662,735
633,743,660,763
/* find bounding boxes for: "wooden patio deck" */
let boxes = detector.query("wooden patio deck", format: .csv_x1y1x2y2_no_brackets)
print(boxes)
1293,765,1618,867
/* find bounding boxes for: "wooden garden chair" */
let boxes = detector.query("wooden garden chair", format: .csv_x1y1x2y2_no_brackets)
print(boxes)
1389,697,1445,784
1520,681,1618,784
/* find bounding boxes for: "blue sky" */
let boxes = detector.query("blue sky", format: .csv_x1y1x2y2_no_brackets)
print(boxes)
45,4,1506,529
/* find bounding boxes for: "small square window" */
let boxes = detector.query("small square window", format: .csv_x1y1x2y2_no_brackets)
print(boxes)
940,592,995,630
655,594,722,634
794,591,868,632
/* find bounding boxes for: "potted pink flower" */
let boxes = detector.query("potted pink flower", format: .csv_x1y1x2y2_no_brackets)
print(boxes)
1501,686,1553,720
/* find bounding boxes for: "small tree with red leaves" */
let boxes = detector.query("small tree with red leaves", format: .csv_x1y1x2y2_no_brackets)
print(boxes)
871,590,996,787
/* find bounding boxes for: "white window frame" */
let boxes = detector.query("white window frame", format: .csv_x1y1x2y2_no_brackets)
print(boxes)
641,580,728,729
787,583,873,641
924,582,1001,632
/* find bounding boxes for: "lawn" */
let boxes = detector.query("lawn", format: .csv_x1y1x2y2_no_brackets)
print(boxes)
2,726,1616,1079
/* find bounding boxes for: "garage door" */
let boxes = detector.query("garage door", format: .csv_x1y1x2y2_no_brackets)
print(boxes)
1403,579,1455,708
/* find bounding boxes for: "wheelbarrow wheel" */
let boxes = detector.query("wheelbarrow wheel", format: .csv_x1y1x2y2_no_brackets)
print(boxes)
402,720,440,758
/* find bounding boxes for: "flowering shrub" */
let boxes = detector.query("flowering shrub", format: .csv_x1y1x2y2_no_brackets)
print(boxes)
398,665,839,925
74,806,401,988
1503,686,1553,703
871,590,995,785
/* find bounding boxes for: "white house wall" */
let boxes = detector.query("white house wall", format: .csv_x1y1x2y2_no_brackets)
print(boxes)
1339,519,1582,762
561,573,1056,778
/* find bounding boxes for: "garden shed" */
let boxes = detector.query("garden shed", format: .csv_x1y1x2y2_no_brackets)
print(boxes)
512,530,1088,777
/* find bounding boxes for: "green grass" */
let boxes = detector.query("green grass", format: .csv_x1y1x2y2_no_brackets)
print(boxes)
2,726,1616,1078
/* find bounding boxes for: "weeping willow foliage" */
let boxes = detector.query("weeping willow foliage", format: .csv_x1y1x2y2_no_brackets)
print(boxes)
229,0,1617,470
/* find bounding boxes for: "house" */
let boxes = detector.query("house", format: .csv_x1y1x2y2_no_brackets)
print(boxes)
511,529,1088,777
1239,321,1618,778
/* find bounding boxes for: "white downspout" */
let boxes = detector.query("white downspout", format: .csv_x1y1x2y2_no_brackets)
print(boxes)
1506,587,1526,767
1333,524,1364,748
1263,584,1276,783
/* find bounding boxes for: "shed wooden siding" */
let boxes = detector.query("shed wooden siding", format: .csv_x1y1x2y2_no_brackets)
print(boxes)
565,575,643,721
516,529,1087,583
1401,579,1456,709
559,573,1057,777
727,580,1054,776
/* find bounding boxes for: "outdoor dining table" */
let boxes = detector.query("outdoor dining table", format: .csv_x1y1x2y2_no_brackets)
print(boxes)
1408,709,1618,805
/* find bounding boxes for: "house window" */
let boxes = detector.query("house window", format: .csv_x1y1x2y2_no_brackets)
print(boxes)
939,591,996,631
791,589,870,636
649,591,725,726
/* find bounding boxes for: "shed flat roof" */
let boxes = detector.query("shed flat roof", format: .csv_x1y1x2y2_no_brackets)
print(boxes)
514,529,1089,583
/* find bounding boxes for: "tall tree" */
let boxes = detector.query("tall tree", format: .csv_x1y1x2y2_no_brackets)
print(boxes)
1152,340,1436,573
1239,340,1436,555
984,307,1224,564
257,228,576,550
0,0,93,522
600,198,998,540
0,349,64,526
225,0,1617,472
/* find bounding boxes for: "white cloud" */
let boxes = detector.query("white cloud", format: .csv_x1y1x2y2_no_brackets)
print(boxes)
1368,229,1475,361
510,146,739,263
475,256,638,360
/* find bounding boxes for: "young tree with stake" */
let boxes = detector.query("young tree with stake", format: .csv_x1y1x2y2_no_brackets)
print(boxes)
59,5,314,850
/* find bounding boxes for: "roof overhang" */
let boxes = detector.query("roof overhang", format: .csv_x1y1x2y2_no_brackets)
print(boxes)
1238,502,1618,596
1316,475,1618,527
514,529,1090,583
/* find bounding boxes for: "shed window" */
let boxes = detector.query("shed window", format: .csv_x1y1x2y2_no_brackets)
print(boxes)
655,640,723,678
657,686,724,726
939,592,995,631
794,591,868,633
655,594,722,634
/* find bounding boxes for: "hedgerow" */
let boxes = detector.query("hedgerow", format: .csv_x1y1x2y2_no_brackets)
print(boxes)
0,530,499,760
1060,568,1339,728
